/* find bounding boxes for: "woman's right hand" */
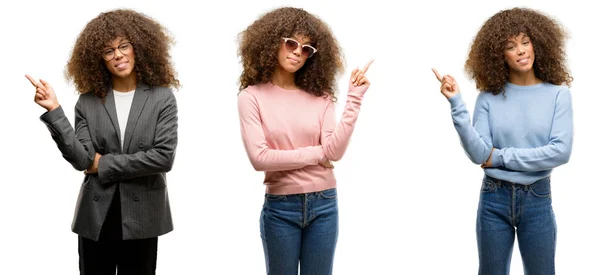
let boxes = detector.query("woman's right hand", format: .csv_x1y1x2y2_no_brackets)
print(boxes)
25,74,60,112
432,68,460,99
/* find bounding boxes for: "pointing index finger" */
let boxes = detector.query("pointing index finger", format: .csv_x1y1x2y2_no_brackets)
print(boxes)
361,59,374,73
431,68,443,82
25,74,39,87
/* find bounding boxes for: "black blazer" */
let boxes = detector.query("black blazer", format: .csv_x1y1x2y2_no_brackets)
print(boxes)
41,83,177,241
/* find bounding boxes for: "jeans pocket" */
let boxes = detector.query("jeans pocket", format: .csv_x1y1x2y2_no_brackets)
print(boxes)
264,193,286,201
480,178,497,193
529,179,551,198
317,188,337,199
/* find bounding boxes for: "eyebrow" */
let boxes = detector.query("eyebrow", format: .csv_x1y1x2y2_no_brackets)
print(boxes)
293,37,312,45
517,34,531,42
104,40,130,48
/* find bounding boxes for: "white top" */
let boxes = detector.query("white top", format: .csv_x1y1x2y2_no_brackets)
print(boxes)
113,89,136,150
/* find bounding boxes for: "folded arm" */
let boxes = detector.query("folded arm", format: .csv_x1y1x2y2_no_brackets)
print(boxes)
237,90,325,171
489,89,573,171
98,92,178,184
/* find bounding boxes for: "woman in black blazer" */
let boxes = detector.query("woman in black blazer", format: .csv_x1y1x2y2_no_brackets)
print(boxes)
26,9,179,275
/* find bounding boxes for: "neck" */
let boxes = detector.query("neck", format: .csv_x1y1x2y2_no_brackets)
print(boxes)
112,72,137,92
508,69,542,86
271,66,297,90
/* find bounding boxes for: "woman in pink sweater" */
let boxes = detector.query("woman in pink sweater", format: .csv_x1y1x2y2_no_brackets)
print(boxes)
237,7,372,275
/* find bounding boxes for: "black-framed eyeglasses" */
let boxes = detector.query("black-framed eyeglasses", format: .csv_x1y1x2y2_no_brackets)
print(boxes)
282,38,317,58
102,42,134,61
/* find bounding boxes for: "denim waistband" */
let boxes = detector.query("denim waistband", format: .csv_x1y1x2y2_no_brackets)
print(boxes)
484,175,550,186
265,188,336,197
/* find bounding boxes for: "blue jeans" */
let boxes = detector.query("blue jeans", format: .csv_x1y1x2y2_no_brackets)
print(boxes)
260,188,339,275
477,175,556,275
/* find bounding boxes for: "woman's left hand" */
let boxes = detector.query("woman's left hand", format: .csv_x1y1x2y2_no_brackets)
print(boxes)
481,148,496,168
349,59,374,94
319,159,335,169
84,153,102,174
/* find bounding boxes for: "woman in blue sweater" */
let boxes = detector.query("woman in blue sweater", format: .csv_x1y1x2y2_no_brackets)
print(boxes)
433,7,573,275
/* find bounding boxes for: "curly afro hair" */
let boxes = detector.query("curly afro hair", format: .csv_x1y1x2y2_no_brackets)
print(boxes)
66,9,179,100
237,7,344,100
465,7,572,95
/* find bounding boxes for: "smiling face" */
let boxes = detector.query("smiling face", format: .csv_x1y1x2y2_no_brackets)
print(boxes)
276,34,314,74
504,33,535,75
103,37,136,79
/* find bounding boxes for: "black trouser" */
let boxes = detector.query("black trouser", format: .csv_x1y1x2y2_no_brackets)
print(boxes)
78,186,158,275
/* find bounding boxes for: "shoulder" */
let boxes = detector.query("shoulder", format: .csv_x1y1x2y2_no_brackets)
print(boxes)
542,82,569,93
238,86,259,107
536,83,571,105
142,86,177,113
474,91,494,105
146,86,175,99
551,84,572,105
238,83,272,103
316,94,334,108
240,83,270,96
76,91,100,107
477,91,494,99
78,91,97,100
145,86,177,109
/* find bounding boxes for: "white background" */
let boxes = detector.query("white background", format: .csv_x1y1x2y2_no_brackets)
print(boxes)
1,0,598,274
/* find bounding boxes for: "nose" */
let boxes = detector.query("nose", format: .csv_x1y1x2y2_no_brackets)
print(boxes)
517,45,525,55
292,45,302,56
114,49,124,59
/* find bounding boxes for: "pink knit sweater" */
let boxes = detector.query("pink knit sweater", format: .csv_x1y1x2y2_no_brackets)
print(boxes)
238,81,367,195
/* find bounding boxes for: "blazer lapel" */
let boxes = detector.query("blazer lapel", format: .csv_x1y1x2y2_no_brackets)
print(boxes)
102,88,122,151
122,83,150,153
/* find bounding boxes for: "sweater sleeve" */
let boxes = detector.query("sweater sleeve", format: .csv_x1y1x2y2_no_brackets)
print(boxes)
238,90,325,171
491,89,573,171
320,83,367,161
449,93,494,165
